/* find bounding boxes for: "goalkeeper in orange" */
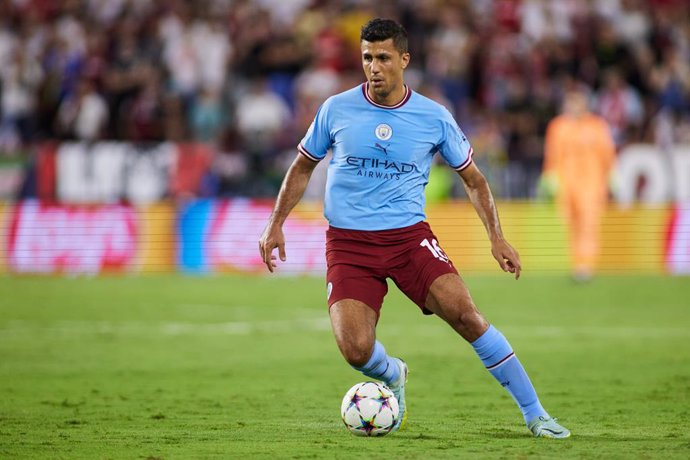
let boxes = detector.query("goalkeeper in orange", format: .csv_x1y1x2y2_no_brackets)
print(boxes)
542,85,616,282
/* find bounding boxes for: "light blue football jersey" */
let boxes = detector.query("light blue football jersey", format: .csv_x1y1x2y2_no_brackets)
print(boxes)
298,83,474,231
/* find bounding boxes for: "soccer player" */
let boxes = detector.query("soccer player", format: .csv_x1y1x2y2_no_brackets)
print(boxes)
543,85,617,282
259,18,570,439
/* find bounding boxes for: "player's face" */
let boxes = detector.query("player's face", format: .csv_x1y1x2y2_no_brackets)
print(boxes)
361,39,410,103
563,91,589,117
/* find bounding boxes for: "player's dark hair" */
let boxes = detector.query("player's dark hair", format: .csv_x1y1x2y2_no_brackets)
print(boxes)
360,18,408,54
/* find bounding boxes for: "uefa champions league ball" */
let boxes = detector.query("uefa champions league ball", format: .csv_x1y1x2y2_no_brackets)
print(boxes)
341,381,399,436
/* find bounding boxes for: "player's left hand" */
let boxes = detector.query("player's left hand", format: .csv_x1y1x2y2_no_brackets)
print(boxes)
490,238,522,280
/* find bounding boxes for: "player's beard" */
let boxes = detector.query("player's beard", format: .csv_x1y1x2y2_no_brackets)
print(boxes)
370,79,394,100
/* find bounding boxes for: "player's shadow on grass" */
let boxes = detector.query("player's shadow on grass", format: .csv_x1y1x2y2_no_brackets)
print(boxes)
474,429,530,440
400,431,527,441
409,433,445,441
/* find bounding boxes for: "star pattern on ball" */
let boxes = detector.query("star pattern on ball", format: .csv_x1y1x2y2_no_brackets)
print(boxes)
376,395,393,412
357,414,377,435
348,391,365,411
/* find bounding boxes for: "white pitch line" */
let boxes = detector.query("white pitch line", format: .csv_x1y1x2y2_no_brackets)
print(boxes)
0,317,333,337
0,321,688,339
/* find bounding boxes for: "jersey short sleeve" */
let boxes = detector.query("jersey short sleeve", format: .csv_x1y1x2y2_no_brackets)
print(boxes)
298,99,332,162
437,108,474,171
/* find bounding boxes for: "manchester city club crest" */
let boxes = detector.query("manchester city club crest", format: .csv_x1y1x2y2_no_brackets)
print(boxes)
375,123,393,141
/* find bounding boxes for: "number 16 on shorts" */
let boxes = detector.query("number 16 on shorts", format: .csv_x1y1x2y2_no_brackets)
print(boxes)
420,238,450,263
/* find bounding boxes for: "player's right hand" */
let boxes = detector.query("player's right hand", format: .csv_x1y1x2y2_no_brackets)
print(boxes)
259,224,286,273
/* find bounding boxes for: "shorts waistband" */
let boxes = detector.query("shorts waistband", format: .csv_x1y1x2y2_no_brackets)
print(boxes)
327,221,429,241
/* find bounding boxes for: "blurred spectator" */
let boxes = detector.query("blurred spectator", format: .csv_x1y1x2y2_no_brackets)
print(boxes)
124,69,165,142
614,0,652,47
465,108,507,197
103,31,154,140
649,47,690,113
190,87,226,144
161,94,188,142
653,108,690,150
159,1,200,101
55,77,108,141
0,46,43,151
594,68,644,146
234,78,291,176
592,19,635,80
212,127,250,197
502,78,546,199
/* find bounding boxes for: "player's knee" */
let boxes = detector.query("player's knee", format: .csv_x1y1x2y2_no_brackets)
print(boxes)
447,309,487,339
341,340,373,367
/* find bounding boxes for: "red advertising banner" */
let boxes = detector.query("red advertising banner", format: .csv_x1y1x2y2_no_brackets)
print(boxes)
666,202,690,275
207,200,326,274
7,200,138,274
1,199,679,275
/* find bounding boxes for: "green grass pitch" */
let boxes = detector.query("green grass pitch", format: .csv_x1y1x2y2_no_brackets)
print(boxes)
1,273,689,459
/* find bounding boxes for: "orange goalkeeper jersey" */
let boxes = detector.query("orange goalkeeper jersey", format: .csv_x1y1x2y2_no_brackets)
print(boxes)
543,113,616,199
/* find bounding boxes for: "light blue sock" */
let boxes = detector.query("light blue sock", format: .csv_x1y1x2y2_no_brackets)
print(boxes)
471,325,548,423
353,341,401,386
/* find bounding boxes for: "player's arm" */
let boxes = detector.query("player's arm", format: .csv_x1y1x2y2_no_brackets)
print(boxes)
457,162,522,279
259,154,319,272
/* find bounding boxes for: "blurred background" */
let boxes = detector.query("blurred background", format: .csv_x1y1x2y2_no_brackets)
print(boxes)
0,0,688,276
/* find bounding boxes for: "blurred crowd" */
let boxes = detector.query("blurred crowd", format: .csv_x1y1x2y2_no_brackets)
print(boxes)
0,0,689,199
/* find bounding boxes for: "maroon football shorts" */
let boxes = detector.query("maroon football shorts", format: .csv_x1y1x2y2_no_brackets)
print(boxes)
325,221,459,316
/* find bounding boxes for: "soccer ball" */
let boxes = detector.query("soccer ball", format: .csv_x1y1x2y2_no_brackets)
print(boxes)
340,381,399,436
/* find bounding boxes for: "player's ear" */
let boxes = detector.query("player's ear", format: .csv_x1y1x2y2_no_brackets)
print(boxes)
400,52,410,69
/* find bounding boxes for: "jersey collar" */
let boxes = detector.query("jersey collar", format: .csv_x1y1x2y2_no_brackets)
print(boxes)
361,82,412,109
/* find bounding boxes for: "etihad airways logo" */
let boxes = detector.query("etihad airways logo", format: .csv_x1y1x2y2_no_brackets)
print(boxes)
345,156,415,180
